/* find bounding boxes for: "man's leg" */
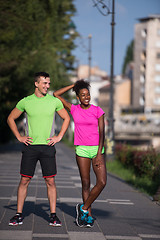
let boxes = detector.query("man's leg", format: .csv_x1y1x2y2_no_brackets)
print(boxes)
45,177,62,226
9,176,31,226
17,176,31,213
45,177,56,213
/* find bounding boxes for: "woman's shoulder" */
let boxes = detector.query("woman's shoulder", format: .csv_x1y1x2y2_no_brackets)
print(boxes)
71,104,80,112
90,104,101,110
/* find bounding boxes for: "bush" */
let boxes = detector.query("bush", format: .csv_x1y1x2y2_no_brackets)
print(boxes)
115,144,160,181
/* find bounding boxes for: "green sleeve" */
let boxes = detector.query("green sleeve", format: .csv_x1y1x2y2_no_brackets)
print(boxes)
16,98,26,112
55,98,64,112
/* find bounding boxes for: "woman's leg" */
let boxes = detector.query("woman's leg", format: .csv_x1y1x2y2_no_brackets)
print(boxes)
76,155,92,216
83,154,107,211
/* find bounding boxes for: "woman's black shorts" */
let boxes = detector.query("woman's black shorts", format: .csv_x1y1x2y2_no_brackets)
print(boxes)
20,145,56,178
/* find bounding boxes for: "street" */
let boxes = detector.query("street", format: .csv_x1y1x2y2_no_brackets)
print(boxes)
0,142,160,240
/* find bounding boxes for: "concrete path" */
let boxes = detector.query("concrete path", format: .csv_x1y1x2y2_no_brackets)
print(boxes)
0,142,160,240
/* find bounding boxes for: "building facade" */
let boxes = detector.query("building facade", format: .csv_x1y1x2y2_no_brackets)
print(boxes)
133,15,160,112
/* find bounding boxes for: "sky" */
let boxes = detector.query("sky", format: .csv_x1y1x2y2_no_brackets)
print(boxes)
72,0,160,76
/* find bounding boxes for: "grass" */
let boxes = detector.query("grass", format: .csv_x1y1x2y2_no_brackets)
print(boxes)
107,159,159,197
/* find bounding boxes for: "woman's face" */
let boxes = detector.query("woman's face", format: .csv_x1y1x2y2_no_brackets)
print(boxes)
77,88,91,106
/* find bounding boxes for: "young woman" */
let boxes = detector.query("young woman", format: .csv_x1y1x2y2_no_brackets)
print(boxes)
54,80,107,227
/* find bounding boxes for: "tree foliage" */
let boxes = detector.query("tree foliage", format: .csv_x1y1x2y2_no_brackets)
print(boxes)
0,0,78,142
122,40,134,75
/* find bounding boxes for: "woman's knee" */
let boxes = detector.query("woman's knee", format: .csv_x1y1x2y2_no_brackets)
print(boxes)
98,177,107,189
82,178,90,191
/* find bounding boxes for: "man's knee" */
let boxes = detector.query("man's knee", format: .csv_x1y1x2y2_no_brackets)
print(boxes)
45,177,55,187
19,177,31,187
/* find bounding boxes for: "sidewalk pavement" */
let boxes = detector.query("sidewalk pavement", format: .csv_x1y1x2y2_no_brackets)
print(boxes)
0,142,160,240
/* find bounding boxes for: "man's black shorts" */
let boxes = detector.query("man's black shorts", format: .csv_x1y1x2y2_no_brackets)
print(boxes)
20,145,57,178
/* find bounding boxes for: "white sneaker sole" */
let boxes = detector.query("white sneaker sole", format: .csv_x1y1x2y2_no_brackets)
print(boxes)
49,223,62,227
9,222,23,226
76,204,84,227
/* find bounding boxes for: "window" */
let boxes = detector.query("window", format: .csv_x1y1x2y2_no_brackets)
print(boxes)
155,86,160,93
140,75,145,83
157,53,160,59
154,98,160,105
139,97,145,106
155,64,160,71
140,64,146,72
141,51,146,61
141,29,147,38
155,75,160,82
156,41,160,48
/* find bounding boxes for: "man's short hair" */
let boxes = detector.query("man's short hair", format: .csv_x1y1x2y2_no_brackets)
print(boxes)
34,72,50,82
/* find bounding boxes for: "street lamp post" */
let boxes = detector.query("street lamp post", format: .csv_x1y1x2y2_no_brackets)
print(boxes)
92,0,115,158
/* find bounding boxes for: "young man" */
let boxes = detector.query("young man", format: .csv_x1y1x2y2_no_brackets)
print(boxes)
7,72,70,226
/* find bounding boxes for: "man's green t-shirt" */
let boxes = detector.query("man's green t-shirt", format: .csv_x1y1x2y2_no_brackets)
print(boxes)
16,94,64,145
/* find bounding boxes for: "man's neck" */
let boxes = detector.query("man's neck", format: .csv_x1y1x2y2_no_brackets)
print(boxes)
34,89,47,98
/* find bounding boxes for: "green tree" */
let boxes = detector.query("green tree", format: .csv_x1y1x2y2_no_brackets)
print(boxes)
0,0,78,143
122,40,134,75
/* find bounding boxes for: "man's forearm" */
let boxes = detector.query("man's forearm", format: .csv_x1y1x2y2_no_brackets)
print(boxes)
7,117,21,141
57,118,70,140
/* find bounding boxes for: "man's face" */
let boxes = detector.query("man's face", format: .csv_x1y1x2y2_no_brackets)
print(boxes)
35,76,50,96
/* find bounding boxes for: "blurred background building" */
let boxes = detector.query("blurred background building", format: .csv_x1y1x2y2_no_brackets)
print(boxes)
97,14,160,149
133,15,160,112
71,65,108,106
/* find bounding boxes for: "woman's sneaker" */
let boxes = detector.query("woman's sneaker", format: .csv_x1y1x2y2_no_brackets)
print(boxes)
76,204,88,227
9,214,23,226
86,216,94,228
49,213,62,226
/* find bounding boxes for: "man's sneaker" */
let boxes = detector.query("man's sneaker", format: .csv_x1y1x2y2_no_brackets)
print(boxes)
76,203,88,227
86,216,94,228
49,214,62,226
9,214,23,226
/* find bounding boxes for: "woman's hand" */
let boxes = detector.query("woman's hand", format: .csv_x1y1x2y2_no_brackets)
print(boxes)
93,153,103,169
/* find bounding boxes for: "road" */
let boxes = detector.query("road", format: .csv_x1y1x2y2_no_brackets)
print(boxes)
0,142,160,240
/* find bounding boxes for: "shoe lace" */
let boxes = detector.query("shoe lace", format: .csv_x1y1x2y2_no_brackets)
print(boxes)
81,211,88,221
87,216,93,223
10,215,21,222
50,215,60,222
80,204,88,221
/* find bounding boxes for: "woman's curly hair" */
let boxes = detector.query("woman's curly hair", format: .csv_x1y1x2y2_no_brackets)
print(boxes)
73,79,90,96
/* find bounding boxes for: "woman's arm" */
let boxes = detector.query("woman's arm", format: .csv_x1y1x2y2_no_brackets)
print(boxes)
53,84,74,112
92,114,105,167
97,114,105,155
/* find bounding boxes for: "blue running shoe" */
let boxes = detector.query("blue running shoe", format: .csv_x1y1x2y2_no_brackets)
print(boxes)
86,216,94,228
76,203,88,227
